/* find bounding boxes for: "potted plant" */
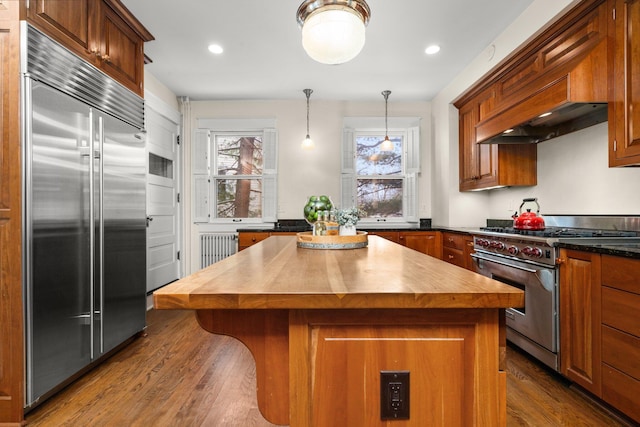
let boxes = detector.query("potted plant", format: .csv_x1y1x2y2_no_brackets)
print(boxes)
335,207,364,236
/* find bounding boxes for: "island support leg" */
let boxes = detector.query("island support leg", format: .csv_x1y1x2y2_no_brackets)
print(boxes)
196,309,290,426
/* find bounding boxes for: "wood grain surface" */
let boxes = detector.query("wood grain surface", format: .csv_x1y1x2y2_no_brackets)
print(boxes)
154,236,524,310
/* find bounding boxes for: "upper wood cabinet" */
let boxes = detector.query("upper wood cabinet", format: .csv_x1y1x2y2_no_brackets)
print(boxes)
458,96,537,191
609,0,640,166
24,0,153,96
455,0,612,190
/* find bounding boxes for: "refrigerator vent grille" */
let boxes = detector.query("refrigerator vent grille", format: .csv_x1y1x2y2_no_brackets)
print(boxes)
24,24,145,129
200,233,238,268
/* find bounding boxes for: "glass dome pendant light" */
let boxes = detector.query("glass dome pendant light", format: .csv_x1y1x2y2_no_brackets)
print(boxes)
301,89,314,149
380,90,394,151
296,0,371,65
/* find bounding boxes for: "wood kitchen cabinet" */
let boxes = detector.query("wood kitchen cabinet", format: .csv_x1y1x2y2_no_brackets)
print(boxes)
238,232,270,251
24,0,153,96
0,2,24,423
558,249,602,395
600,255,640,422
609,0,640,166
366,230,400,243
457,93,537,192
442,232,475,271
455,0,614,189
398,231,442,258
559,250,640,423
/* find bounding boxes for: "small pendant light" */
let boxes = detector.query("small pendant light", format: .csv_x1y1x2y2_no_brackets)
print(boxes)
302,89,314,149
380,90,393,151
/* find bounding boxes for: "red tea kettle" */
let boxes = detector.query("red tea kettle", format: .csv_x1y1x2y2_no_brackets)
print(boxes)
512,198,545,230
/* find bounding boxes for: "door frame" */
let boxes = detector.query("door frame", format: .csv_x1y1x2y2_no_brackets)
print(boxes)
144,91,182,300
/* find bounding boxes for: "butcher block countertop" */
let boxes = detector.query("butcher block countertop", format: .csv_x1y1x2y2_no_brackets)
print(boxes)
154,235,524,310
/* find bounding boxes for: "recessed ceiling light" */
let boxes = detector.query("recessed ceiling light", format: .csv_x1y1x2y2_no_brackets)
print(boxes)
425,45,440,55
208,44,224,54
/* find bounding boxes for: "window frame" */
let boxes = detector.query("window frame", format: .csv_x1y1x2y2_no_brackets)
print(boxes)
192,119,277,225
342,117,420,227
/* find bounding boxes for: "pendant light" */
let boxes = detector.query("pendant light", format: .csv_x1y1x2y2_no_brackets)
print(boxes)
296,0,371,65
302,89,314,149
380,90,394,151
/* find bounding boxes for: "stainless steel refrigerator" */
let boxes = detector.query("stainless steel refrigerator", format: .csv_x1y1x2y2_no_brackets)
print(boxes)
22,25,147,409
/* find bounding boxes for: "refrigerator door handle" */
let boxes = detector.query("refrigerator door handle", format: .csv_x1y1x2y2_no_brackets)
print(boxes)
89,109,95,360
89,108,96,360
98,115,105,355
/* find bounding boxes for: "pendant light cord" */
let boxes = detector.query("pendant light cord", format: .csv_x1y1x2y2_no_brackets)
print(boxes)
304,88,313,136
382,90,391,137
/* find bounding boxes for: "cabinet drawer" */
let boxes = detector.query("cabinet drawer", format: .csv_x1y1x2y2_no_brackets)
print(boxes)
443,233,465,250
602,255,640,294
602,287,640,337
238,232,269,247
602,364,640,422
443,247,466,268
602,325,640,381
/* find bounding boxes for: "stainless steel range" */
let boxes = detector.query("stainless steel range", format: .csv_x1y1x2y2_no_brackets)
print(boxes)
470,216,640,371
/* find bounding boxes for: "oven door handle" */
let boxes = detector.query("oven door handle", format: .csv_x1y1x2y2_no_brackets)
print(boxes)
470,253,539,273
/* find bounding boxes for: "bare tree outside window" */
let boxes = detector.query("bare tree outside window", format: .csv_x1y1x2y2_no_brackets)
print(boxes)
355,135,403,218
214,135,263,218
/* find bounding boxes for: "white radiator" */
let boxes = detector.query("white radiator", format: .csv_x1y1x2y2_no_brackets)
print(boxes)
200,233,238,268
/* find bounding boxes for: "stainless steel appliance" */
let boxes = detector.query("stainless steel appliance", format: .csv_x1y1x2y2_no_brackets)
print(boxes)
471,216,640,371
22,25,147,409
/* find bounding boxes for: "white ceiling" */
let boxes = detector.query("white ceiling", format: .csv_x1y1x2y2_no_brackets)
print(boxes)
121,0,534,102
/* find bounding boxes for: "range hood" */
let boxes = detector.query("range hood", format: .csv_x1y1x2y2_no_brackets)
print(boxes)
475,76,608,145
479,102,607,144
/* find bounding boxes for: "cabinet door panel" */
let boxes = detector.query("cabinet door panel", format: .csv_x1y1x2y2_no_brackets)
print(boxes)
27,0,91,54
611,0,640,165
559,249,602,395
98,2,144,94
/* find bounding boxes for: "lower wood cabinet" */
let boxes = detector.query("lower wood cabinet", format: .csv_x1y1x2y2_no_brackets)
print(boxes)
600,255,640,422
558,249,602,395
442,232,475,271
559,250,640,423
238,232,270,251
398,231,442,258
366,231,400,244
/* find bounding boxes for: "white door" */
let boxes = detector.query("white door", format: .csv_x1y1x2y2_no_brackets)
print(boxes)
146,106,180,293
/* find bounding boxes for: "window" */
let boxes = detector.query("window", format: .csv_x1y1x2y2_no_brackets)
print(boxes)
355,132,404,217
213,133,263,218
192,120,277,224
342,118,420,225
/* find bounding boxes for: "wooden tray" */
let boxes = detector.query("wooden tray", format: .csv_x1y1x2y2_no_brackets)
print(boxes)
296,231,368,249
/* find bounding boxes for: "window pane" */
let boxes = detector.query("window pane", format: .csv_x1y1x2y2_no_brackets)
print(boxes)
355,135,403,176
357,178,403,218
149,153,173,179
216,178,262,218
215,135,263,176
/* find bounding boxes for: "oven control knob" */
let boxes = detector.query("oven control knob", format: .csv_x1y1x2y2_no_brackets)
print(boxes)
523,246,543,258
507,246,519,255
490,241,506,251
477,239,490,248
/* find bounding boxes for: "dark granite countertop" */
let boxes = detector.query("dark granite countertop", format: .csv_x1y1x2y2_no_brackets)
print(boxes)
558,242,640,259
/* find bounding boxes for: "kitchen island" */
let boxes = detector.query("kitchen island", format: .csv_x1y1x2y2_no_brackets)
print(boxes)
154,236,524,426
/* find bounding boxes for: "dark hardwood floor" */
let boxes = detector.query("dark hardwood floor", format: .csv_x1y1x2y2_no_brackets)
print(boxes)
25,309,634,426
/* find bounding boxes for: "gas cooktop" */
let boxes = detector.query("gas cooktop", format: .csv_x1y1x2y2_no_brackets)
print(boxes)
479,226,639,239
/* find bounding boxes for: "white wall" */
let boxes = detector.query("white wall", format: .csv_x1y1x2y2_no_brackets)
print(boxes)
186,99,431,219
487,123,640,218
